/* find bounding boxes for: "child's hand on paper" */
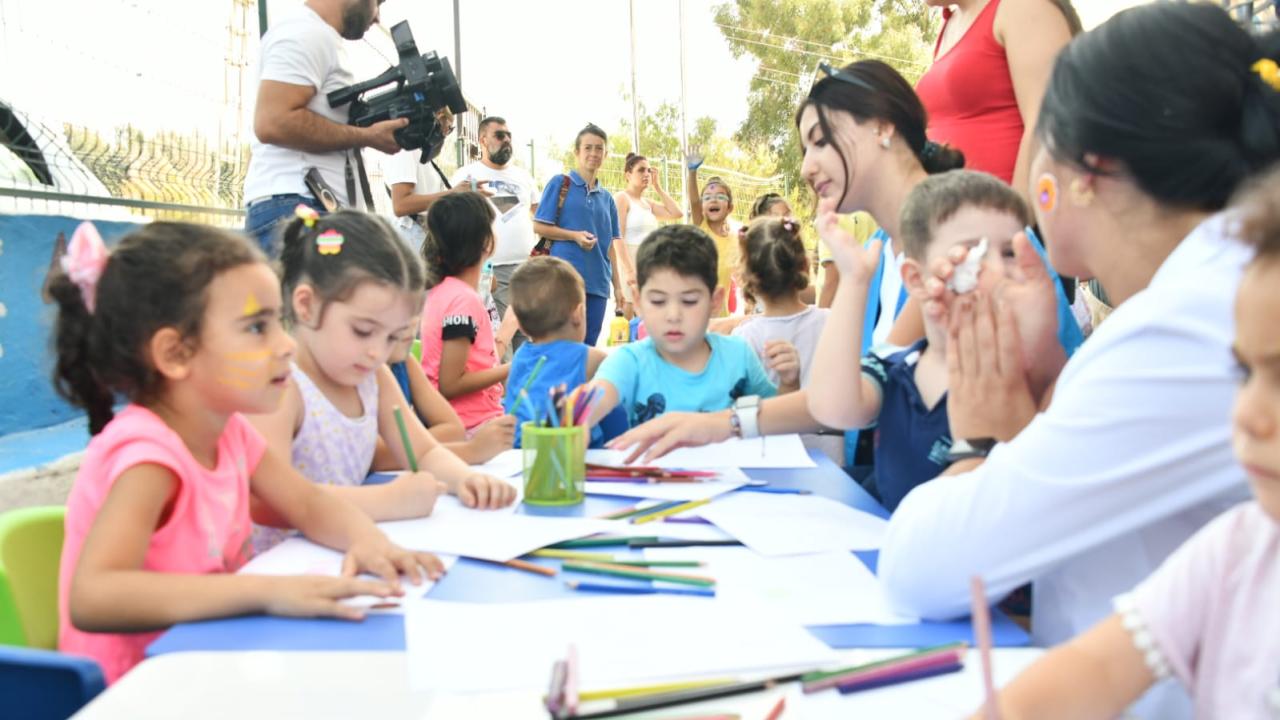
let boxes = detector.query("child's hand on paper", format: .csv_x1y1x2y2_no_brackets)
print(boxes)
816,196,881,283
262,575,402,621
764,340,801,392
456,473,517,509
390,471,448,517
342,532,447,587
470,414,516,461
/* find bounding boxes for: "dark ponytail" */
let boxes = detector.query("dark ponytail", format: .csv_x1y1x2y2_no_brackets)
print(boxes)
50,223,263,435
624,152,647,174
422,192,496,289
1038,3,1280,211
738,217,810,302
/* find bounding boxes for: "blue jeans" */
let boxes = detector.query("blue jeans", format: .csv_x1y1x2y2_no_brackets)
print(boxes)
244,194,324,257
584,294,608,347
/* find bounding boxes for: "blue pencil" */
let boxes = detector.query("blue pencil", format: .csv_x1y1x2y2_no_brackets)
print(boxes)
737,486,812,495
565,580,715,598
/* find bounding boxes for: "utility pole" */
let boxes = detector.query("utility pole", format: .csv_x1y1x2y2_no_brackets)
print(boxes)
629,0,640,153
453,0,464,167
678,0,689,220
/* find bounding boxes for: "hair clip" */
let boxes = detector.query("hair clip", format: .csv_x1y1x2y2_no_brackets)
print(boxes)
61,221,109,313
1253,59,1280,92
738,226,749,241
781,218,798,234
294,204,320,228
316,229,344,255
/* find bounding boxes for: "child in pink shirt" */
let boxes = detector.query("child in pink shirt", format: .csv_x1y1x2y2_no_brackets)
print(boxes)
419,191,512,432
52,222,445,683
978,171,1280,718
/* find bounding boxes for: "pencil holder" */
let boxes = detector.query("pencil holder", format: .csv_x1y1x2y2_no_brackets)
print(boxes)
522,423,586,506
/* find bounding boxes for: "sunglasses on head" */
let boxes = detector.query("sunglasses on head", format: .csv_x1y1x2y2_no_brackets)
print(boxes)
811,62,875,96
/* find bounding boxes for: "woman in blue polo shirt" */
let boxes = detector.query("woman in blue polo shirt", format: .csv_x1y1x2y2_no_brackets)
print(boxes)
533,123,624,345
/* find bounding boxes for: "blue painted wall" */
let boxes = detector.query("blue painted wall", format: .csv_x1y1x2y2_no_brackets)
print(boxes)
0,215,142,436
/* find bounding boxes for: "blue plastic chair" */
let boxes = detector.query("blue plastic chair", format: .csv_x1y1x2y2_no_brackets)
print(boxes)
0,644,105,719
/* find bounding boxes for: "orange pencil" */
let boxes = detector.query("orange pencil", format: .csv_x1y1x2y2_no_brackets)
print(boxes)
486,558,557,577
764,696,786,720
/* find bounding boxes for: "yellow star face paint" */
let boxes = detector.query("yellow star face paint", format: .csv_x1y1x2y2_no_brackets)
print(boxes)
242,293,262,317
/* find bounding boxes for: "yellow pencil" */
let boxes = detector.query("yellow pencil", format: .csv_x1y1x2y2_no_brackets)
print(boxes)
530,549,616,562
577,677,737,702
632,498,711,525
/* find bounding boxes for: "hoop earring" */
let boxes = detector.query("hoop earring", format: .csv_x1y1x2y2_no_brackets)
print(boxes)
1069,177,1095,208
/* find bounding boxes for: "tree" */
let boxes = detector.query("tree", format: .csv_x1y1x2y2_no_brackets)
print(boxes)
713,0,937,208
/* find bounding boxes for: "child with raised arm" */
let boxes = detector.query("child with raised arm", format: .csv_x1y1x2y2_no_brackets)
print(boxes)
250,206,515,552
52,222,441,683
587,225,778,429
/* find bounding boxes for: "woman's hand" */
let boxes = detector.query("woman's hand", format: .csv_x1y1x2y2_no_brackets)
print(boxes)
815,197,881,283
607,411,733,464
456,473,518,509
946,292,1038,442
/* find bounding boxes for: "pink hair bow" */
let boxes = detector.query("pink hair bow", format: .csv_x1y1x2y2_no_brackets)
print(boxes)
60,221,109,313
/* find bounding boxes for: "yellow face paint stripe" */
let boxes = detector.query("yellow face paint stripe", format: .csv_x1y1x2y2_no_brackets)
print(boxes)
225,348,272,362
216,376,253,390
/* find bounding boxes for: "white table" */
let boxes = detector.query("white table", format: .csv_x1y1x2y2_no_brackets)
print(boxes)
74,648,1044,719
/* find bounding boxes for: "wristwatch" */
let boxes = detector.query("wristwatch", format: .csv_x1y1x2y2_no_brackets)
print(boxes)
946,437,997,464
730,395,762,439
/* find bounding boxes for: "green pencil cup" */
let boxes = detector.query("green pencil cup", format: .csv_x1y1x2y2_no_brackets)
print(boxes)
521,423,586,506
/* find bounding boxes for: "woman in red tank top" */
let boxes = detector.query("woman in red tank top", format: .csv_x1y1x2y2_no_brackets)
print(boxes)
915,0,1079,193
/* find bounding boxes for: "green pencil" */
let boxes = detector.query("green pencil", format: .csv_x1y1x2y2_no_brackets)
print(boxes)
509,355,547,414
607,560,705,568
393,405,419,472
562,561,715,587
549,536,659,549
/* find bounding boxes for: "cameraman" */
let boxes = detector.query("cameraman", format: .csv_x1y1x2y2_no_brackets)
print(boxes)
384,107,481,247
243,0,406,255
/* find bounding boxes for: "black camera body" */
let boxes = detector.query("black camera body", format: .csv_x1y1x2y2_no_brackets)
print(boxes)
328,21,466,163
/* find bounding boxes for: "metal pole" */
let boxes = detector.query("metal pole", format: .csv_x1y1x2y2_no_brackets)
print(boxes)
629,0,641,153
257,0,268,37
454,0,463,166
528,139,536,179
677,0,689,220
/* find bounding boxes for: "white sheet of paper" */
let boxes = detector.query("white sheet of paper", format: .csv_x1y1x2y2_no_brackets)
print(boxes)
404,596,837,693
237,537,459,607
585,467,750,502
644,547,914,626
698,492,887,556
587,434,816,469
471,449,524,479
376,496,617,562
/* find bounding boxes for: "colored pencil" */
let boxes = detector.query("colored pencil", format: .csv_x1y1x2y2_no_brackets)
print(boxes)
603,559,704,568
622,500,686,522
972,576,1001,720
481,557,556,577
801,642,967,693
764,696,786,720
594,505,650,521
587,476,704,484
561,560,715,587
736,486,812,495
628,539,743,549
545,659,568,717
632,498,711,525
576,677,736,702
549,536,660,549
836,661,964,694
530,549,616,561
392,406,418,472
571,672,809,719
662,516,711,525
565,580,715,598
586,463,718,479
509,355,547,414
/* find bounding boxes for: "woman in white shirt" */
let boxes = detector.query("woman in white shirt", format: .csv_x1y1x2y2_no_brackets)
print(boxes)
614,152,682,307
880,5,1280,716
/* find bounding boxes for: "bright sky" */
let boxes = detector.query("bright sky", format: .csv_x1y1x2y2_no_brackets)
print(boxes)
0,0,1140,176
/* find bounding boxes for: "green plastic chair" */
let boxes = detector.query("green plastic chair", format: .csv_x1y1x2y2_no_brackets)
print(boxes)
0,506,66,649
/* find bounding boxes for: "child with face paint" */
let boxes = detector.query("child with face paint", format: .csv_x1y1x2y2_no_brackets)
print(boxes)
51,221,446,684
686,156,740,317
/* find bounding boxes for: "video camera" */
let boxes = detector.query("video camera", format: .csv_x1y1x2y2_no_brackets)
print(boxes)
328,21,466,163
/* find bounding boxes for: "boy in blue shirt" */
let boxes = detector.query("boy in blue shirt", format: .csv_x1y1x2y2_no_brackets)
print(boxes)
588,225,778,428
502,256,626,446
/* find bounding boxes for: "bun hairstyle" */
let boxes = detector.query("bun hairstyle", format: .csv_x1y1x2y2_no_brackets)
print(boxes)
749,193,789,219
279,208,423,324
738,216,810,302
1037,3,1280,211
624,152,647,174
797,60,964,209
51,223,263,435
422,191,496,289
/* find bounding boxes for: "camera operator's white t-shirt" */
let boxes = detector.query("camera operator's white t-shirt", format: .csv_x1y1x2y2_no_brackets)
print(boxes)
383,149,446,246
244,6,358,206
451,162,540,266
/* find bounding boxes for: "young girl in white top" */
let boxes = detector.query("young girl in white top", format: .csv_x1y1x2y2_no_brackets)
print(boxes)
615,152,682,304
250,207,516,552
977,166,1280,720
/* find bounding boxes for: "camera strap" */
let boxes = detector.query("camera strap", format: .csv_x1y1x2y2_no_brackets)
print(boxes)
430,160,452,190
344,150,376,211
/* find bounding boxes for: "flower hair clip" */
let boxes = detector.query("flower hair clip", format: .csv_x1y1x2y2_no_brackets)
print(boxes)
61,221,109,313
294,204,319,228
316,229,344,255
781,217,798,234
1253,58,1280,92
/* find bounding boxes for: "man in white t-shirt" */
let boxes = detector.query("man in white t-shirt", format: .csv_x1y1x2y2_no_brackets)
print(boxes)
449,116,540,325
243,0,406,255
384,107,468,248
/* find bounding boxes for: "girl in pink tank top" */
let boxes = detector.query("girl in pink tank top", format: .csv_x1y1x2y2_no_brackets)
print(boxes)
247,207,516,552
52,221,449,683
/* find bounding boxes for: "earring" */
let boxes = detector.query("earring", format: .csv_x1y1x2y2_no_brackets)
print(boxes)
1069,177,1095,208
1035,173,1059,214
880,136,891,150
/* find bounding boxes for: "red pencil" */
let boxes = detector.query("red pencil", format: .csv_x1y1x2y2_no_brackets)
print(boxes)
764,696,786,720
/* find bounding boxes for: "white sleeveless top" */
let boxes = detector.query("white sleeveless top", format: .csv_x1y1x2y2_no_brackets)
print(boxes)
623,195,660,253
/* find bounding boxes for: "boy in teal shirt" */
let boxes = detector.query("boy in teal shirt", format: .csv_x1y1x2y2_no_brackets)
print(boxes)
589,225,777,428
